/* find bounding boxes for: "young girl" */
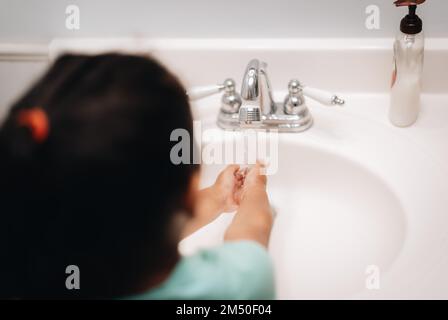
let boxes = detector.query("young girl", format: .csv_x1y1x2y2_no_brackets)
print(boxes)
0,53,274,299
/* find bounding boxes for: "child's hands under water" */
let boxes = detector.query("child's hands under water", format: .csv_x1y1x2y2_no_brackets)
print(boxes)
233,163,267,203
212,162,268,212
183,162,273,247
224,162,273,247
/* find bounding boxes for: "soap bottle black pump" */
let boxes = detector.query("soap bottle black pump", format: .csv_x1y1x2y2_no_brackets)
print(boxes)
389,2,425,127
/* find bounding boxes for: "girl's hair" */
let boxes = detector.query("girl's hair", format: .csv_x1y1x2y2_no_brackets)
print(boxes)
0,53,198,299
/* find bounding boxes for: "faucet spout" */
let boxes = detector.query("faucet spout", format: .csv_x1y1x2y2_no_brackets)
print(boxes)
240,59,276,116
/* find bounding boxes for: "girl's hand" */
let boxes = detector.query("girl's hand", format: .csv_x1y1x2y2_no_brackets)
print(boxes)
223,162,273,247
184,163,267,239
235,162,267,203
211,164,243,212
182,165,243,238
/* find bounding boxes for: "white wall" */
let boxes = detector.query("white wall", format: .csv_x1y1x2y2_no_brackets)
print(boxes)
0,60,48,118
0,0,447,41
0,0,447,117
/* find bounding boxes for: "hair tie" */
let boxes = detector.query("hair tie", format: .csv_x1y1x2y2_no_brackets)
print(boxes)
17,107,49,143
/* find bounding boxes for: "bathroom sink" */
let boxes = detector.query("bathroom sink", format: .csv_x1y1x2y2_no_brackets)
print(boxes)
180,139,406,299
180,93,448,299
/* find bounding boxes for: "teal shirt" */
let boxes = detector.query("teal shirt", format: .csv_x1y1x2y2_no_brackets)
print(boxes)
129,241,275,300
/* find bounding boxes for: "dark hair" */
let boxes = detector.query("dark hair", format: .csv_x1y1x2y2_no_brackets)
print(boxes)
0,53,198,299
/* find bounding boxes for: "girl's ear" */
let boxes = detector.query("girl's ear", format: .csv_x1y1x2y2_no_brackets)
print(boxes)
184,171,200,217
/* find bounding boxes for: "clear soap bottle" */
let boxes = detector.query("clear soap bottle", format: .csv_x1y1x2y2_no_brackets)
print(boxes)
390,4,424,127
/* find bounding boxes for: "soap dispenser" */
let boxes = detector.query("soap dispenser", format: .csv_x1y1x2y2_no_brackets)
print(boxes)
389,1,425,127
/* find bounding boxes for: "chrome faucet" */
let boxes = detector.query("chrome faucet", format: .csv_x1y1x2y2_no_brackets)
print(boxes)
240,59,276,116
187,58,345,132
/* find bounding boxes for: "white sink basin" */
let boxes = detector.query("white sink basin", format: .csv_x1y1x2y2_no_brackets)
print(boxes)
268,143,406,299
181,140,406,299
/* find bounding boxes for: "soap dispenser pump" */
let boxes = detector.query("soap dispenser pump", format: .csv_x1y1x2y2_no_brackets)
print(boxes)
389,1,425,127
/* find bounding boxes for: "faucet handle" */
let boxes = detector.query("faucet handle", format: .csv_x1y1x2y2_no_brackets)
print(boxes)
284,79,345,107
284,79,306,115
221,79,242,114
186,79,242,113
302,86,345,106
187,84,225,101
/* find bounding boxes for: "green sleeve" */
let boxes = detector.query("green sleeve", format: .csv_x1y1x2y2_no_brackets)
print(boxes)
132,240,275,300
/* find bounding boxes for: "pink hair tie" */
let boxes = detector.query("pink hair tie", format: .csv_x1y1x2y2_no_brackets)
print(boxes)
17,107,50,143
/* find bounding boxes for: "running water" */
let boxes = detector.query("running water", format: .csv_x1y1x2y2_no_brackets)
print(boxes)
235,128,278,219
237,129,254,178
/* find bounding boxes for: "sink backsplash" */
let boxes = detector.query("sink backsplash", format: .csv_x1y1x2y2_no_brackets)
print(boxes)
1,37,448,117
